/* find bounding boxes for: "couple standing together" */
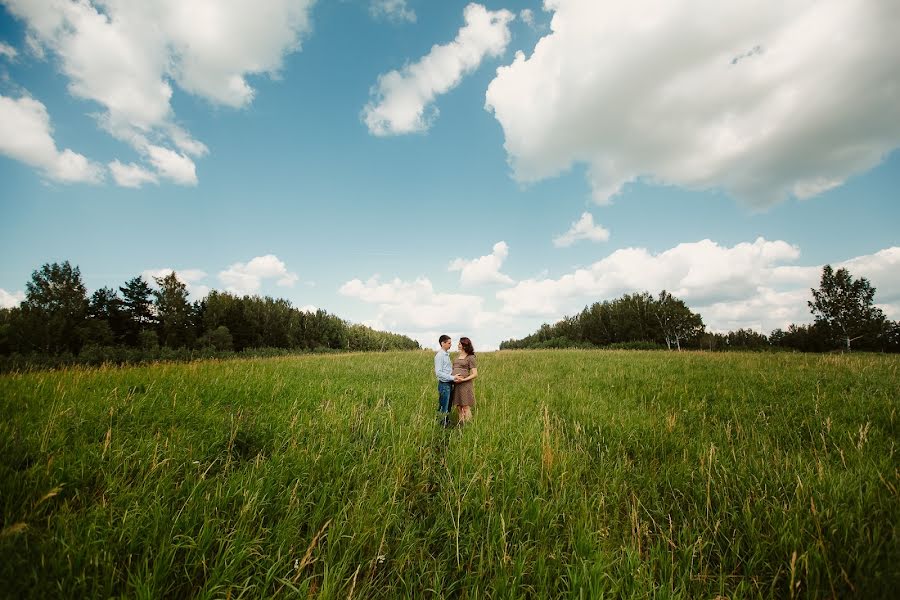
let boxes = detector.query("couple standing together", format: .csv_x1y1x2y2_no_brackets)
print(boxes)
433,335,478,428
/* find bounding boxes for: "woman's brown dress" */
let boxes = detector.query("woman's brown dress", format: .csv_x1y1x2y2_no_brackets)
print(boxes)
451,354,477,407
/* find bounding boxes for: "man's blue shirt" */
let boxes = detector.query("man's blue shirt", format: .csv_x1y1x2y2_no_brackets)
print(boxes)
434,349,454,383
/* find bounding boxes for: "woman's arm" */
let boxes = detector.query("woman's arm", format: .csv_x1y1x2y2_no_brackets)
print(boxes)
458,367,477,382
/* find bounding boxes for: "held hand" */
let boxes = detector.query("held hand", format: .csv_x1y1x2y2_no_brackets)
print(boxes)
454,376,464,382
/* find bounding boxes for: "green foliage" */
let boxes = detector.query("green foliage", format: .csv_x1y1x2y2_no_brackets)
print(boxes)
1,350,897,597
23,261,89,354
656,289,704,350
119,276,155,345
699,328,771,351
0,264,418,368
153,272,195,348
501,291,705,350
88,286,127,344
809,265,886,351
198,325,234,352
138,329,159,351
769,322,832,352
883,320,900,352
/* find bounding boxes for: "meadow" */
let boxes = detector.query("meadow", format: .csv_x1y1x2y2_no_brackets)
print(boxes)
1,350,897,598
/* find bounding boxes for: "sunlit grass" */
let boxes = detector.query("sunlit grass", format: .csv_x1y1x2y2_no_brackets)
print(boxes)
1,350,898,598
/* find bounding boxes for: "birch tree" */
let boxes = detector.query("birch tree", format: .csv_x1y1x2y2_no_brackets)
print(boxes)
809,265,885,351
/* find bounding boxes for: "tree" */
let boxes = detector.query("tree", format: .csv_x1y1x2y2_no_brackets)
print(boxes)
198,325,234,352
88,287,127,344
153,272,194,348
724,328,769,350
655,290,704,350
770,322,831,353
0,308,15,354
882,320,900,353
24,261,89,353
119,276,155,346
809,265,885,351
623,291,657,341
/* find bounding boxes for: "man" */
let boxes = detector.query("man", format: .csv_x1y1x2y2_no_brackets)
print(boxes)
434,334,454,427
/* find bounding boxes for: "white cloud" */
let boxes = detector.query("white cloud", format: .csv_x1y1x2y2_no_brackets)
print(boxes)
339,274,531,351
448,241,514,287
496,238,900,334
339,275,499,337
0,288,25,309
519,9,534,28
339,243,900,349
485,0,900,207
162,1,314,107
218,255,299,296
142,268,210,300
760,247,900,319
698,288,811,334
4,0,314,184
363,3,514,136
553,212,610,247
0,94,104,183
109,160,158,188
167,125,209,158
0,41,18,60
146,145,197,186
370,0,416,23
838,247,900,304
497,237,800,316
836,249,900,321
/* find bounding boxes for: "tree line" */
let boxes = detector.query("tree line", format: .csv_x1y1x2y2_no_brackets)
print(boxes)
500,266,900,353
500,290,704,351
0,261,419,369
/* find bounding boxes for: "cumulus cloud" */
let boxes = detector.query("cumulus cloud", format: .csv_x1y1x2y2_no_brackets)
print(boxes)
496,238,900,334
698,289,812,334
449,241,514,287
146,145,198,186
836,249,900,321
142,268,210,300
339,275,499,339
0,94,104,183
0,288,25,309
108,160,158,188
363,3,514,136
553,212,610,247
838,247,900,305
218,255,299,296
497,237,801,316
700,246,900,331
4,0,314,185
341,244,899,349
762,247,900,316
485,0,900,206
370,0,416,23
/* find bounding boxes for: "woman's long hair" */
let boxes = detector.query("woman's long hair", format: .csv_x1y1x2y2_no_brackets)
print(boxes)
459,337,475,356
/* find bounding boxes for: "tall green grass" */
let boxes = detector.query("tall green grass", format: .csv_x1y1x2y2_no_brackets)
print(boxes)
1,350,897,598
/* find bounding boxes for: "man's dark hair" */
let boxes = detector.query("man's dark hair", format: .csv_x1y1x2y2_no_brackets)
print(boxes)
439,334,451,344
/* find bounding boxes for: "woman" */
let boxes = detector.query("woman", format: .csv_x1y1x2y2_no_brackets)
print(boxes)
452,337,478,424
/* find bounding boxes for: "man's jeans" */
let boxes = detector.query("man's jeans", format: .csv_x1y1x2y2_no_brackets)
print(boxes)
437,381,452,424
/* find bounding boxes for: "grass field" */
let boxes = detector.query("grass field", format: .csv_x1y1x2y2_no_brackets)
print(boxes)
1,350,898,598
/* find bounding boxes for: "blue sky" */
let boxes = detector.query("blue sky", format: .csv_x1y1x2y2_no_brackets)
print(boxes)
1,0,899,350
